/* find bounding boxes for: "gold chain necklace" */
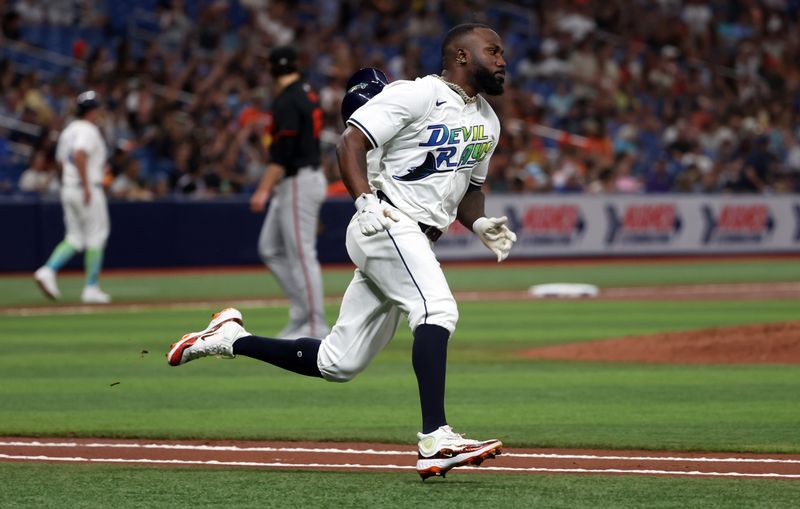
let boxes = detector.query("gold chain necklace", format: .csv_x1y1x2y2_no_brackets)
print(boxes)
432,74,477,104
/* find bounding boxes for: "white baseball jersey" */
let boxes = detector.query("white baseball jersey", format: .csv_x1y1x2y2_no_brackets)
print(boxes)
347,75,500,230
55,118,110,250
318,76,502,382
56,119,107,187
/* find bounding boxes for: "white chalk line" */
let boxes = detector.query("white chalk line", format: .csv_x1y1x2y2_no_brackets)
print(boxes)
2,441,799,465
1,453,799,479
6,281,800,318
0,453,411,470
0,298,297,317
2,291,528,318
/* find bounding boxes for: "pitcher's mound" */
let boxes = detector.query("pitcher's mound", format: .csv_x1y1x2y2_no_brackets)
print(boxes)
522,321,800,364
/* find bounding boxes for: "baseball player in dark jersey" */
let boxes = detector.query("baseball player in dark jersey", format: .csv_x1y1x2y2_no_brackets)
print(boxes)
250,46,329,339
168,24,514,479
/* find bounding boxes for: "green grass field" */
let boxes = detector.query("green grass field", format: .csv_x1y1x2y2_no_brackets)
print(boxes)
4,464,800,509
4,257,800,306
2,258,799,507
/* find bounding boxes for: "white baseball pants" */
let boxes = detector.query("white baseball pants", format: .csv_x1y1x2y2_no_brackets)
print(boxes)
317,210,458,382
60,185,110,250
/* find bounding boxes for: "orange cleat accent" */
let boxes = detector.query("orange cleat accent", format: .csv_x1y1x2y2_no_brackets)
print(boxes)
166,308,247,366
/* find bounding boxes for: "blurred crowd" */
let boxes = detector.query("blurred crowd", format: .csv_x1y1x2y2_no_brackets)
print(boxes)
1,0,800,200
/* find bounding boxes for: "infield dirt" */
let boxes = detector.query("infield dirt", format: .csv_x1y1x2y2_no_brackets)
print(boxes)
2,438,799,479
520,282,800,364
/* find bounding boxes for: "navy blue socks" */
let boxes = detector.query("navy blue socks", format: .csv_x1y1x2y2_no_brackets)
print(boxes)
412,324,450,434
233,336,323,378
233,324,450,433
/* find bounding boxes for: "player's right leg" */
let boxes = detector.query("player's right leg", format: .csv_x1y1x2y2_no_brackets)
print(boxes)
167,268,401,382
81,247,109,303
277,169,329,338
257,186,307,336
80,187,111,304
167,307,322,375
34,189,84,299
316,268,402,381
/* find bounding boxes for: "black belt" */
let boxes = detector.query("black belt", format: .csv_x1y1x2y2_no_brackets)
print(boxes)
376,190,443,242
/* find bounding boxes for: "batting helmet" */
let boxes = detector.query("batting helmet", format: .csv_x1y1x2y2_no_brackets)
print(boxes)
341,68,389,123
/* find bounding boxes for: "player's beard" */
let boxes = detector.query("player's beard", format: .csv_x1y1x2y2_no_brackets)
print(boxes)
475,64,505,96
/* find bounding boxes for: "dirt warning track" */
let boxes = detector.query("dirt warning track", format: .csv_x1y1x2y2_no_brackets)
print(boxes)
1,438,799,479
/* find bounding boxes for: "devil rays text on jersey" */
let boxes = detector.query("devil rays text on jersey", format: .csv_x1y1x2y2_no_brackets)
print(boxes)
394,124,494,181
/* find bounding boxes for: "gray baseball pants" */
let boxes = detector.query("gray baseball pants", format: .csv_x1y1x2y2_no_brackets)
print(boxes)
258,167,329,338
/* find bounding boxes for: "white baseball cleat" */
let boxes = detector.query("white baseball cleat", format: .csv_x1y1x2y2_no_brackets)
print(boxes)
81,285,111,304
34,266,60,300
167,308,250,366
416,425,502,480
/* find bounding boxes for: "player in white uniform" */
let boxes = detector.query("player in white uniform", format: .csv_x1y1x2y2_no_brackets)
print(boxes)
166,24,516,479
34,91,111,304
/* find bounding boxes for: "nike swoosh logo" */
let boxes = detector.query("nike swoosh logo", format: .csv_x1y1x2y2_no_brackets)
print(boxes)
435,100,446,106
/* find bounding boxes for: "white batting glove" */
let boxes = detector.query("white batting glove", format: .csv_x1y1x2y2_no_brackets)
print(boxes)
355,193,401,236
473,216,517,262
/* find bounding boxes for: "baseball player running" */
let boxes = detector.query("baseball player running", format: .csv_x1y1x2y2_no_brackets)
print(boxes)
167,24,516,479
250,46,329,339
34,91,111,304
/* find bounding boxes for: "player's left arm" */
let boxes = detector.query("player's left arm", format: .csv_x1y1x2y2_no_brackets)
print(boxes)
457,123,517,262
457,186,517,262
456,185,486,229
